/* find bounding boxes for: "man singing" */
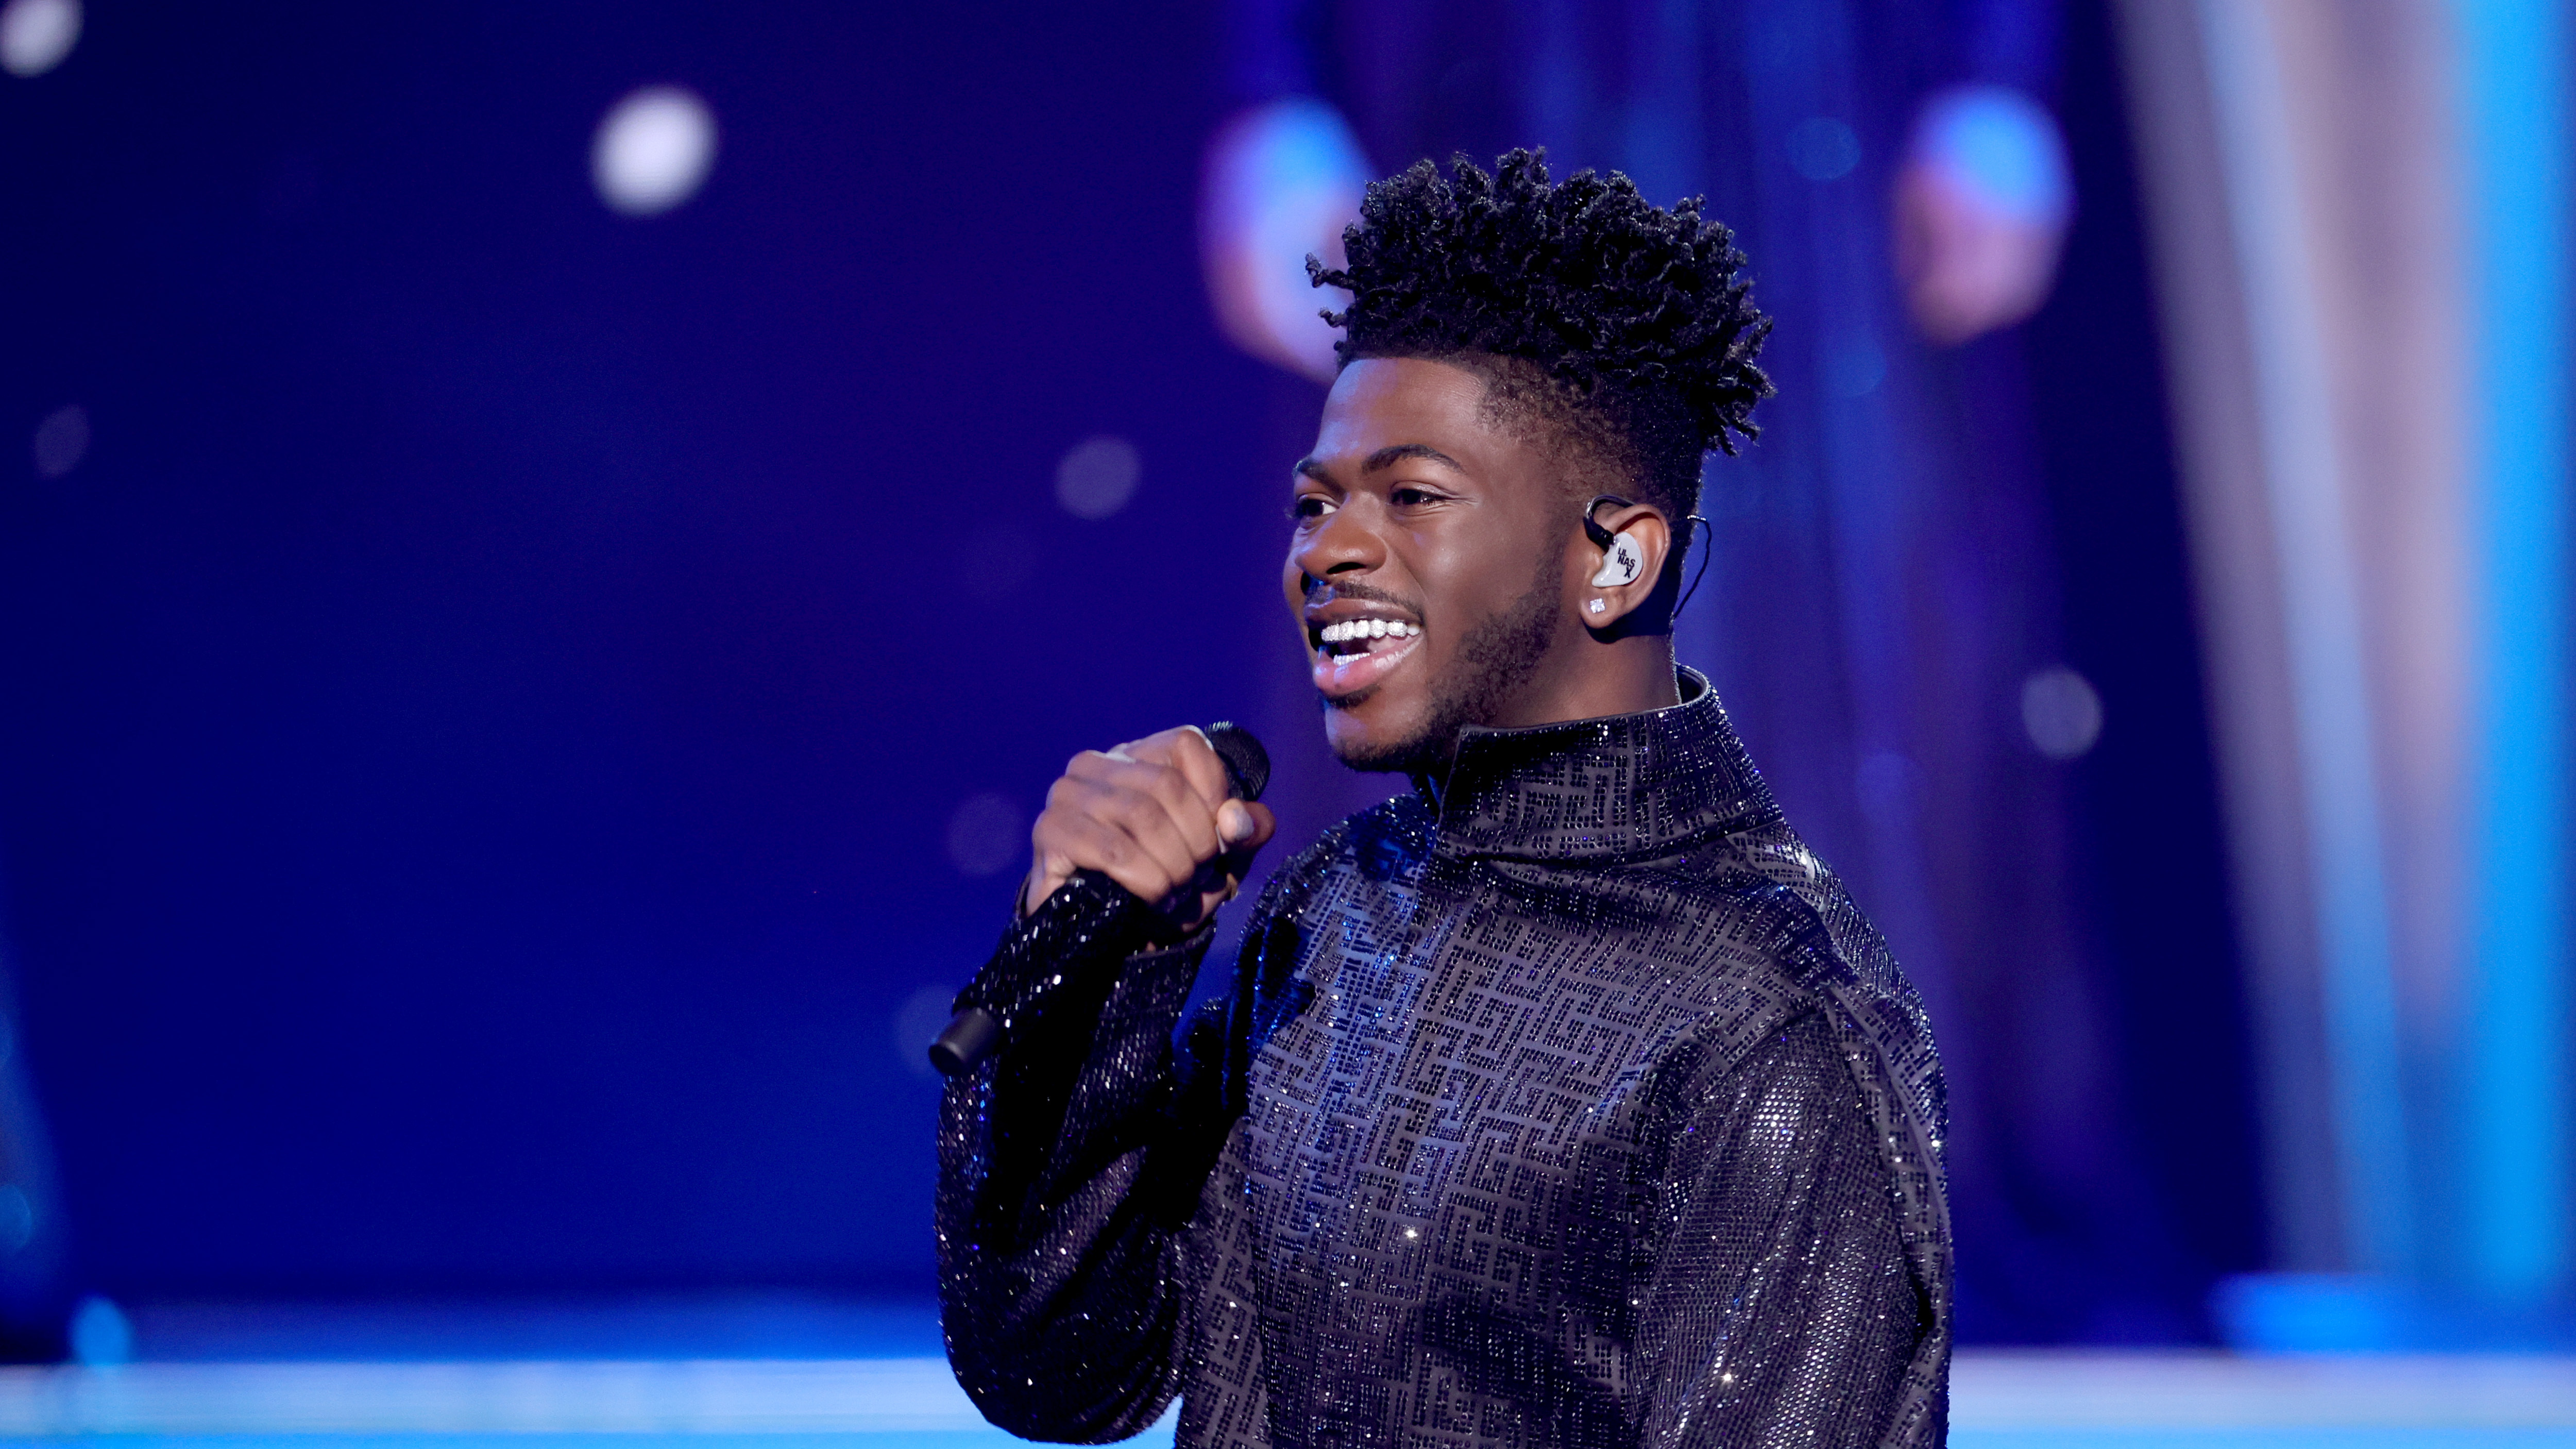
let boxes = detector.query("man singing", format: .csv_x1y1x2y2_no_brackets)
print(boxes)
936,153,1950,1448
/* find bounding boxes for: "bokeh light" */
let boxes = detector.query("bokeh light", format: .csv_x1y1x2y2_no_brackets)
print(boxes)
0,0,78,79
1827,335,1887,398
1054,435,1141,520
2022,666,2104,760
1787,116,1861,181
1199,99,1369,383
1914,85,2072,224
69,1295,130,1367
591,86,718,216
31,403,88,479
943,791,1025,879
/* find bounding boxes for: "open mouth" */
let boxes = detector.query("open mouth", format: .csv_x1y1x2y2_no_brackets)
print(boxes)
1308,614,1422,698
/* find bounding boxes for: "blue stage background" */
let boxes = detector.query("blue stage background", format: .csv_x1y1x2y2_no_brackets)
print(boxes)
0,0,1307,1298
0,0,2263,1346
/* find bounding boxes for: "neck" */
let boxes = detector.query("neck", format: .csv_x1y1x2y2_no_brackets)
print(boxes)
1485,630,1681,733
1412,624,1684,795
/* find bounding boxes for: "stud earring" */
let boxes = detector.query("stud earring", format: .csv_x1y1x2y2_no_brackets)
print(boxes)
1586,598,1607,616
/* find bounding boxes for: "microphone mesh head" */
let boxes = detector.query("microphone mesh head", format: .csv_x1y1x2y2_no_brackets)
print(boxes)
1204,722,1270,802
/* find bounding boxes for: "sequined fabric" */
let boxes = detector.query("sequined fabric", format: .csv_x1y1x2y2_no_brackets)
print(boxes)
937,670,1950,1447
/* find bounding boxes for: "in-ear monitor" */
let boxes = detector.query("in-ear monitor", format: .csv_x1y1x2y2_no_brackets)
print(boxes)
1582,494,1647,588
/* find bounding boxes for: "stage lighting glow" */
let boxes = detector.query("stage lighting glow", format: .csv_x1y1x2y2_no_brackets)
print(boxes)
1055,435,1141,520
591,86,717,216
69,1296,129,1368
1914,86,2071,224
1788,117,1861,181
0,0,78,79
944,792,1024,879
32,403,87,479
2022,666,2104,760
1200,99,1370,383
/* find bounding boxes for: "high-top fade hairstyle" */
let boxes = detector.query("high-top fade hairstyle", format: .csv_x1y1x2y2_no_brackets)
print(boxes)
1309,150,1772,535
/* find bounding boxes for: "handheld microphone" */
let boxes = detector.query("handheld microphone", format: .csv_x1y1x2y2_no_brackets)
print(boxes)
927,722,1270,1077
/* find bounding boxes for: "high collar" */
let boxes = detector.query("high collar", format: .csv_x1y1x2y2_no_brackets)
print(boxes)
1412,668,1780,862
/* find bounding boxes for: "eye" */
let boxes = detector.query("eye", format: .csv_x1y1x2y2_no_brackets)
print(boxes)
1290,494,1335,521
1390,485,1442,508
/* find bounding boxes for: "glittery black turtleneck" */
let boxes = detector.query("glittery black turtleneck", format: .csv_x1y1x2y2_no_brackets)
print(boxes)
937,671,1950,1447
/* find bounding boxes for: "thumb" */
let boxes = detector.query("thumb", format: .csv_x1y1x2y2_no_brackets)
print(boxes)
1217,799,1257,846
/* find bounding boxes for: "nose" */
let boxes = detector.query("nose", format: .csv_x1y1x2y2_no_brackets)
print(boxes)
1290,497,1384,587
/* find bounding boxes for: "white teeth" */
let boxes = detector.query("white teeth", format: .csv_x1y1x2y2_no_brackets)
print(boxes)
1316,618,1417,647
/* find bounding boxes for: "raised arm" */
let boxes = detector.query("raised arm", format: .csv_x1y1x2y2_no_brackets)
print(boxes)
933,726,1275,1441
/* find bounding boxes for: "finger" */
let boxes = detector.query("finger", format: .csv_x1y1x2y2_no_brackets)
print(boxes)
1061,777,1208,895
1240,800,1278,853
1102,785,1216,892
1123,727,1233,811
1037,776,1193,888
1173,802,1281,936
1213,801,1278,882
1019,846,1075,915
1066,752,1222,864
1032,804,1185,902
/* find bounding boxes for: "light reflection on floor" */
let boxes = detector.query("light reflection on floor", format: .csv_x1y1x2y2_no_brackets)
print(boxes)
0,1302,2565,1446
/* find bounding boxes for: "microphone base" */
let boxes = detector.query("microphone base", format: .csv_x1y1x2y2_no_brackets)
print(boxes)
928,1006,1002,1077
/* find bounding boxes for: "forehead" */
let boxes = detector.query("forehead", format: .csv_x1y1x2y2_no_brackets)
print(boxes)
1308,357,1510,471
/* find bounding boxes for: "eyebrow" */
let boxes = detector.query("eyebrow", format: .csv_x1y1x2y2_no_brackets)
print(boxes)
1293,443,1467,483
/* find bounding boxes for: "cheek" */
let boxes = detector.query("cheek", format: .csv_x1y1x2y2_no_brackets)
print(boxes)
1409,531,1535,635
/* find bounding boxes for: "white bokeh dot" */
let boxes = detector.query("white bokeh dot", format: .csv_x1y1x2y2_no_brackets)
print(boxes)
32,403,87,479
944,791,1026,878
2022,666,2104,760
592,85,718,216
1056,436,1141,519
0,0,79,79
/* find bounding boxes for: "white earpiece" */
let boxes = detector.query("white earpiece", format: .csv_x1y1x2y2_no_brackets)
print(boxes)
1589,531,1646,588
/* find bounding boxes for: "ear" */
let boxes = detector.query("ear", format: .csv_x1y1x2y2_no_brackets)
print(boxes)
1577,500,1674,634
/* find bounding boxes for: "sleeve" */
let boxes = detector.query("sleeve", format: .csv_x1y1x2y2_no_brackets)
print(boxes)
932,899,1257,1442
1632,1008,1933,1449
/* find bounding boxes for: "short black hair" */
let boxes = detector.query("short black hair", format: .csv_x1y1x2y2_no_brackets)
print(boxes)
1309,150,1772,521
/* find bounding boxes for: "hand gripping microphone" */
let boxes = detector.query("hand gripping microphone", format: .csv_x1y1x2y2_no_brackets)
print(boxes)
927,722,1270,1077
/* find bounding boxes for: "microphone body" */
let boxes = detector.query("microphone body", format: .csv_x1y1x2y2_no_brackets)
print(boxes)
928,723,1268,1077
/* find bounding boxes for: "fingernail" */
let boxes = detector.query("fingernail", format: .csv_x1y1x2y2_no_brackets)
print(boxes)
1218,800,1252,844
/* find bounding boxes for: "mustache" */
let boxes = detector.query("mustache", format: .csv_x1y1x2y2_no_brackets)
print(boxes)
1303,577,1422,614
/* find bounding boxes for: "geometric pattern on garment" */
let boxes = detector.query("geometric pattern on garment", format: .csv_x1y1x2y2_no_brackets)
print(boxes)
939,671,1951,1449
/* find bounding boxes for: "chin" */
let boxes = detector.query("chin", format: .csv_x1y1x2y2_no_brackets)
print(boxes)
1320,692,1442,774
